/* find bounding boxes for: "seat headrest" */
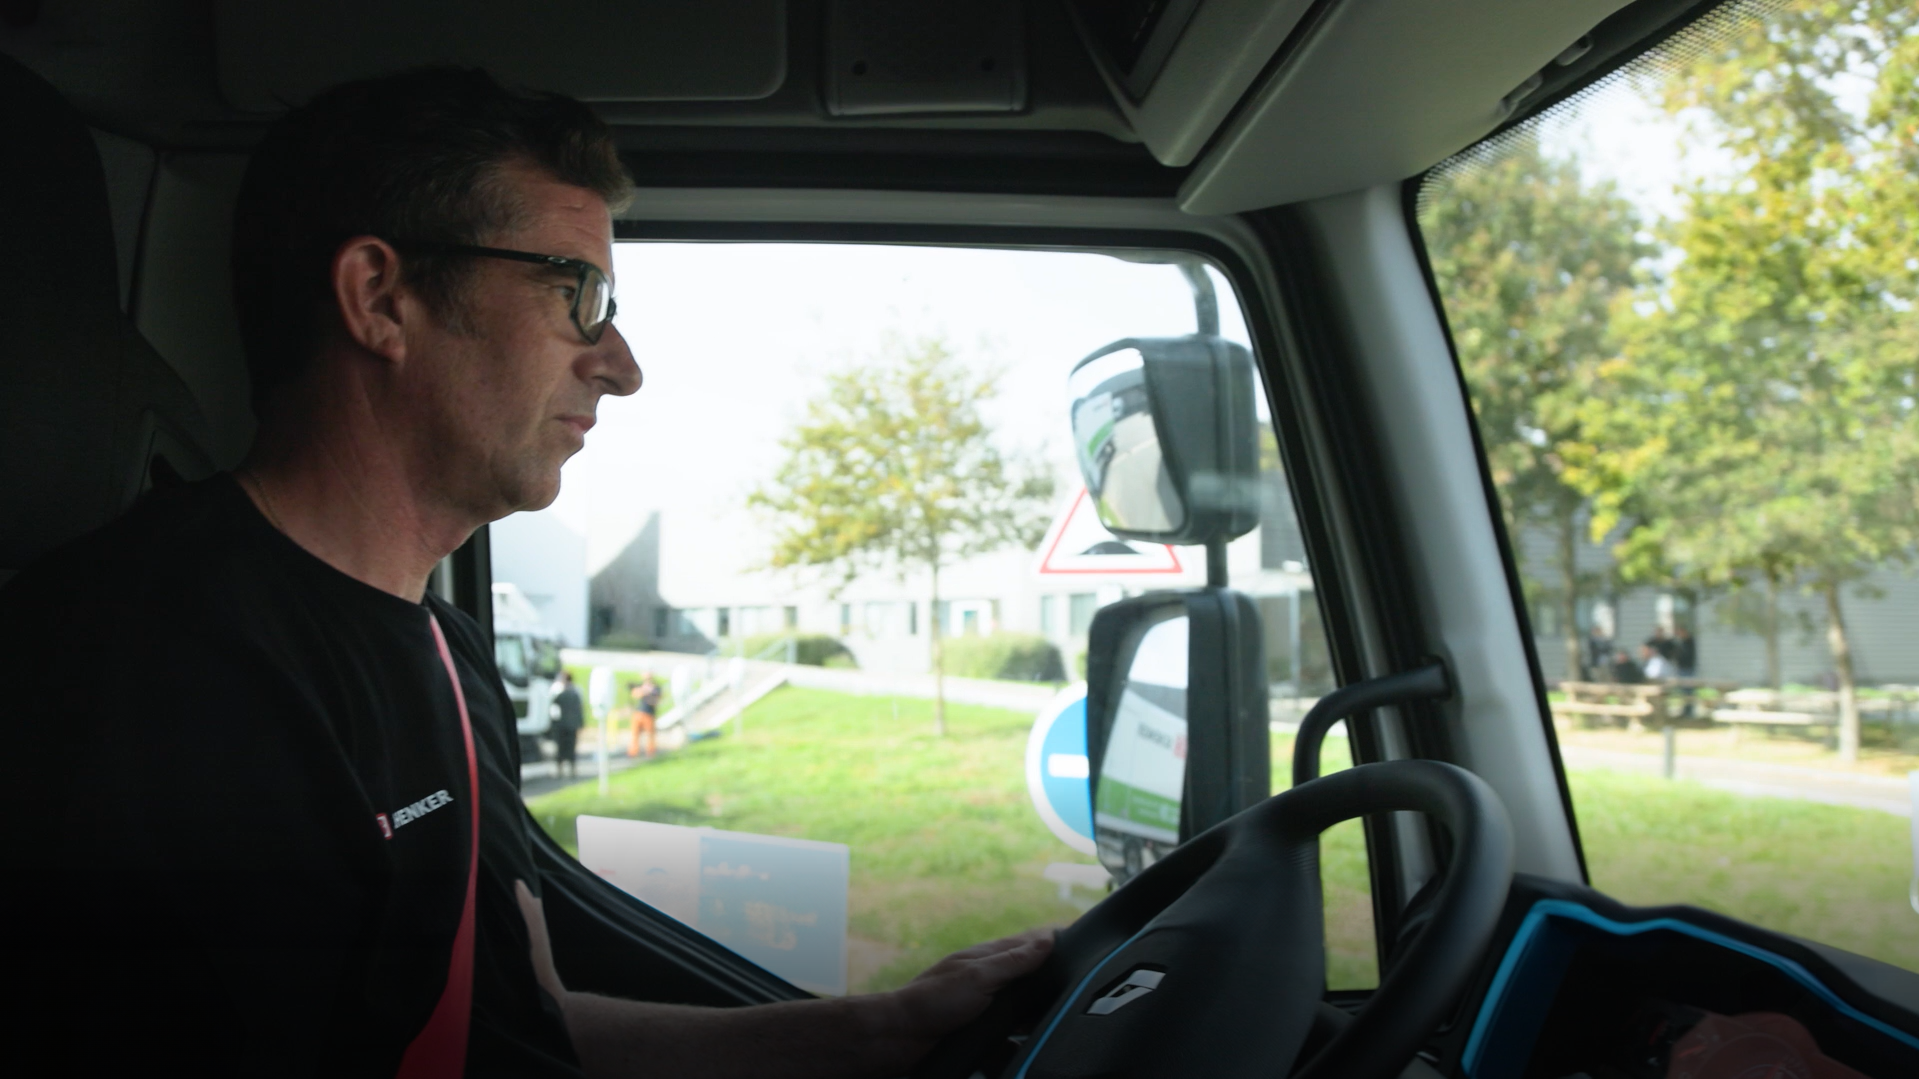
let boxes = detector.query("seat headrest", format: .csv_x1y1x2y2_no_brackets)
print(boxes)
0,53,215,579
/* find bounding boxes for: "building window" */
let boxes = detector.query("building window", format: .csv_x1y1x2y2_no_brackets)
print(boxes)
839,603,852,635
1068,593,1096,636
783,605,799,629
717,607,731,638
908,601,918,635
653,606,672,639
1040,594,1057,636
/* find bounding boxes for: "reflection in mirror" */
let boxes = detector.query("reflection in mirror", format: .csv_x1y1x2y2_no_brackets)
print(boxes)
1094,614,1188,882
1069,348,1184,535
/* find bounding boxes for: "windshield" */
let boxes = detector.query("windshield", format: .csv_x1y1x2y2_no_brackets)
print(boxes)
494,241,1372,993
531,637,562,679
1418,0,1918,972
494,635,529,688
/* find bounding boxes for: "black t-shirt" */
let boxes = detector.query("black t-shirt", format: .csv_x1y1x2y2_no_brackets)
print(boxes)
0,476,581,1078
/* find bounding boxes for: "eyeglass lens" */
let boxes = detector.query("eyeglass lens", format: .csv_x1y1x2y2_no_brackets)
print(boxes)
578,265,614,341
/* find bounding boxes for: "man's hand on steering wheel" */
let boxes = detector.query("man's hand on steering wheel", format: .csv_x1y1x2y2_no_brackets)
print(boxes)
870,930,1057,1071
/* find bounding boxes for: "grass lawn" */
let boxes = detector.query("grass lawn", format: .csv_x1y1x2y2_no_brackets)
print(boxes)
526,686,1914,998
1568,767,1918,972
526,686,1380,993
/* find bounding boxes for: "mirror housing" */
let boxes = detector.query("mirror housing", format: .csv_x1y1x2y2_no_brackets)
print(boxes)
1068,335,1261,546
1085,589,1270,883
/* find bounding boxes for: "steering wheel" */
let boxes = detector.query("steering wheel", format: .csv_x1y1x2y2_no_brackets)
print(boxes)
913,759,1513,1079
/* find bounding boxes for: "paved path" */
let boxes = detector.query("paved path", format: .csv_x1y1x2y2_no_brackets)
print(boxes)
1559,744,1913,817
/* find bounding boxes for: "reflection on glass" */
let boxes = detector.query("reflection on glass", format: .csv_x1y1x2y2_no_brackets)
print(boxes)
1069,348,1183,534
1095,615,1188,881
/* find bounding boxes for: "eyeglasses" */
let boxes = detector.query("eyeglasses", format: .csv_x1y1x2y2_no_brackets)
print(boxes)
389,240,618,344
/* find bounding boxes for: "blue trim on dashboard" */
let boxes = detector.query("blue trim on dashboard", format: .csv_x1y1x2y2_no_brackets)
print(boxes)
1012,925,1157,1079
1461,898,1919,1076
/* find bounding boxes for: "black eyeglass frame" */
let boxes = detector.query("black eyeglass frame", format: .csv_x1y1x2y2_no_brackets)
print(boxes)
388,240,618,344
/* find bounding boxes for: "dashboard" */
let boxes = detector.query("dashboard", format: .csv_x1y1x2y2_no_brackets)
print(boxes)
1440,876,1919,1079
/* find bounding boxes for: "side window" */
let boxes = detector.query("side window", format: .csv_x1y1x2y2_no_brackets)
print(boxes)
495,243,1366,993
1419,0,1917,972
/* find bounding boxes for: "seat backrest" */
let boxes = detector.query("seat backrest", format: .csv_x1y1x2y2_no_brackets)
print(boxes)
0,54,216,582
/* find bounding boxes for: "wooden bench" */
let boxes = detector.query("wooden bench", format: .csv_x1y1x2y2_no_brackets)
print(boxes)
1711,689,1837,743
1553,682,1671,731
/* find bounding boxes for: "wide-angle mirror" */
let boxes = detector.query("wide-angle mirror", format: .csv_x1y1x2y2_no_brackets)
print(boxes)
1067,335,1261,547
1069,346,1183,535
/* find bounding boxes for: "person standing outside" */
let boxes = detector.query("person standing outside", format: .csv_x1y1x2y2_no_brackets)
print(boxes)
1673,624,1699,717
628,673,661,758
551,670,585,779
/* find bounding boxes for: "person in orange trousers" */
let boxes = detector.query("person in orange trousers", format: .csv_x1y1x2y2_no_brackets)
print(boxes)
627,674,660,758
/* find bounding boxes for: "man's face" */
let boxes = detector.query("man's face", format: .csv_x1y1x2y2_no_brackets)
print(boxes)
406,164,641,517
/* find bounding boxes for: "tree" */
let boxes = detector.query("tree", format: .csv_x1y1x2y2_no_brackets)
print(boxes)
1421,136,1650,682
749,338,1054,734
1571,0,1919,759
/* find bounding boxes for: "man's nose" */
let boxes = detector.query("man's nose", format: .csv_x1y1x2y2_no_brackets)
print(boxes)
593,321,642,396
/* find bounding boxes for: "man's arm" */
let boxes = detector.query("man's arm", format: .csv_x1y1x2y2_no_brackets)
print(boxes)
516,882,1053,1079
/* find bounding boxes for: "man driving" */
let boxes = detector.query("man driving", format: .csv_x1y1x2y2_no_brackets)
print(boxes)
0,67,1048,1077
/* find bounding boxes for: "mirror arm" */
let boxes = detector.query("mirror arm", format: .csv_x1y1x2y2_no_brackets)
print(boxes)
1178,261,1220,337
1206,536,1228,588
1292,661,1451,788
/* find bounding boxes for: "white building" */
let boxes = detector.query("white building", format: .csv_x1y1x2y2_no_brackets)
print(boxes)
490,507,589,646
587,475,1331,692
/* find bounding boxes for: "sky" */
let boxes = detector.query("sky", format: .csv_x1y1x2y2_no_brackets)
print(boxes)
542,247,1250,577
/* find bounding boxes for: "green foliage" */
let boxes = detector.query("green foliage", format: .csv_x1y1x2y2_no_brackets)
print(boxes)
747,337,1056,731
1424,1,1919,753
1420,135,1650,676
1561,0,1919,755
940,633,1067,683
748,337,1055,590
737,633,857,668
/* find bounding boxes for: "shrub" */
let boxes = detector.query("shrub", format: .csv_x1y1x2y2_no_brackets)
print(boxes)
942,633,1067,682
740,633,857,668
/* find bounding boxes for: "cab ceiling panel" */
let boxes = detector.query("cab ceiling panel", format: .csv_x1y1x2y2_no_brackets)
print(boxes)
214,0,787,111
1178,0,1634,213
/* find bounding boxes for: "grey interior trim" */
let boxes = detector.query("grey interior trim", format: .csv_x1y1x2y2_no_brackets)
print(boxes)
1071,0,1318,168
133,153,254,470
89,128,157,313
1180,0,1631,214
619,186,1264,249
214,0,788,111
1295,184,1583,882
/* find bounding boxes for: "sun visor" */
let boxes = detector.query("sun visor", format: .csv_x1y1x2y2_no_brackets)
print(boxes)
214,0,788,111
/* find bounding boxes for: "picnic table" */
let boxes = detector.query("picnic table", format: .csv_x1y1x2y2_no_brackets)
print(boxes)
1554,681,1672,730
1553,679,1735,731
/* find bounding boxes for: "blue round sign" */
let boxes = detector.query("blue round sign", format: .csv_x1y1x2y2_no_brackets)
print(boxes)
1025,683,1096,855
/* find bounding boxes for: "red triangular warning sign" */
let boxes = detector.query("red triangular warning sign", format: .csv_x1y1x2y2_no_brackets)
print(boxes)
1035,488,1185,575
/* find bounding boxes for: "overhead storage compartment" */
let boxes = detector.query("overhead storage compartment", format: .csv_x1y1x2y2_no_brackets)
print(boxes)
214,0,788,111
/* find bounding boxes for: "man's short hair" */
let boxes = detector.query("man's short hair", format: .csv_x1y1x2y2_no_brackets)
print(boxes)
232,67,632,408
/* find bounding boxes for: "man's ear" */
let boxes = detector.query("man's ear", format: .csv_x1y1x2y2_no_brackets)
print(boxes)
331,236,410,365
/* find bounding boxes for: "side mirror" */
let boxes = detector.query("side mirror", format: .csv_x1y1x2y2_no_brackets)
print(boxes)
1085,590,1269,884
1068,335,1261,546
